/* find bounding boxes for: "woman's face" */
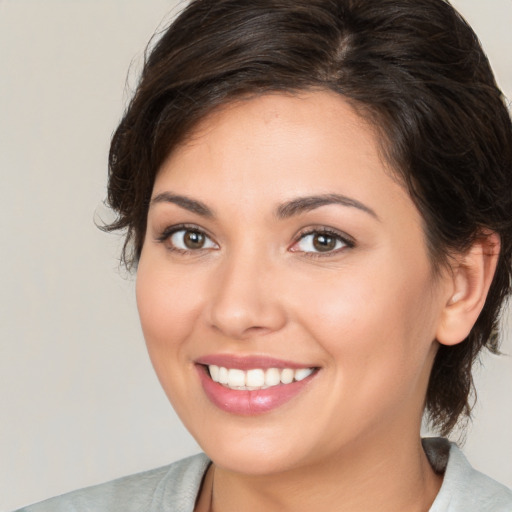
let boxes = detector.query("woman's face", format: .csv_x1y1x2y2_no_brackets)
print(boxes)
137,91,452,475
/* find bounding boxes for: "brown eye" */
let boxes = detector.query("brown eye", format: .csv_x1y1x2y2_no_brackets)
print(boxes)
312,233,337,252
291,230,348,255
183,230,205,249
168,228,218,252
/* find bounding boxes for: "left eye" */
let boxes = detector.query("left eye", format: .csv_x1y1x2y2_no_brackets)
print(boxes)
169,229,218,251
292,231,348,254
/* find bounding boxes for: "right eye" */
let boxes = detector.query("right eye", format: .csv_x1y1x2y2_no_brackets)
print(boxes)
161,227,219,253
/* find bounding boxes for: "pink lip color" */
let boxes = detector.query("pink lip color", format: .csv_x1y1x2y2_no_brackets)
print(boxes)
195,355,317,415
196,354,311,370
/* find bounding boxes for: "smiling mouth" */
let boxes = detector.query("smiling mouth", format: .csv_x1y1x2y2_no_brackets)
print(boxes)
196,358,319,414
206,365,316,391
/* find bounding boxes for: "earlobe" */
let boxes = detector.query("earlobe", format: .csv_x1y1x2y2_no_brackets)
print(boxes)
436,232,500,346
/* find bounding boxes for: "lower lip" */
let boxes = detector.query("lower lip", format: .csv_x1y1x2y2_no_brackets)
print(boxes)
197,365,316,415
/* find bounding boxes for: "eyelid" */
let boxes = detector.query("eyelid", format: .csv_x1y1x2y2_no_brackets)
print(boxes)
154,223,353,256
155,223,219,252
289,226,355,255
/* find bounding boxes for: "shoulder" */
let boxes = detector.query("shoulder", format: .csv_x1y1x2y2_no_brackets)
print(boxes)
424,438,512,512
14,453,210,512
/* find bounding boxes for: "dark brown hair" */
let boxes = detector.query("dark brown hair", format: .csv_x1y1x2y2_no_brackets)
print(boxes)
105,0,512,434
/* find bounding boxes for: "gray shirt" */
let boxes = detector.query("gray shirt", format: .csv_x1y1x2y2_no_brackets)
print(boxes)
15,438,512,511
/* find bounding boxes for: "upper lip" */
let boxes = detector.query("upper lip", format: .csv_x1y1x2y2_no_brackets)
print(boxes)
195,354,316,370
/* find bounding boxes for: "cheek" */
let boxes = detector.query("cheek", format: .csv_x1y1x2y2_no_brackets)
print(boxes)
290,259,438,384
135,256,204,364
135,255,213,423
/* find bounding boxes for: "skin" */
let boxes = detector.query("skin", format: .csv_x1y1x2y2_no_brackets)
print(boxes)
136,90,473,511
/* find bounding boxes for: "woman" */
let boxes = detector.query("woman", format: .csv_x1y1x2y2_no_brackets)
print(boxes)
16,0,512,510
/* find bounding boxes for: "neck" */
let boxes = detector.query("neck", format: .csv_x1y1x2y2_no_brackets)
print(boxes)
206,431,442,512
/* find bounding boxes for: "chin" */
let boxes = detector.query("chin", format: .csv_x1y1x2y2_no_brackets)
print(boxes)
188,416,325,476
207,443,305,476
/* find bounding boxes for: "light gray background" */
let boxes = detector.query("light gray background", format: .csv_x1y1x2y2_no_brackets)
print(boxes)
0,1,511,510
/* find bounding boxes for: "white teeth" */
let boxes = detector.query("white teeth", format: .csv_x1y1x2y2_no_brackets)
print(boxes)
209,365,219,382
294,368,314,381
218,366,229,385
265,368,281,387
227,368,246,387
207,365,314,390
280,368,294,384
246,369,265,387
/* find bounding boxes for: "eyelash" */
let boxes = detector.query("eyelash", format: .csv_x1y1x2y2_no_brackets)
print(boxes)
290,227,355,258
155,224,219,255
155,224,355,257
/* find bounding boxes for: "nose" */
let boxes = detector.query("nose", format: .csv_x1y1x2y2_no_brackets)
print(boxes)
206,250,287,340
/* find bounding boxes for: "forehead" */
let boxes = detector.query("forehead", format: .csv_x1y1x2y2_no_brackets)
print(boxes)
185,91,377,149
159,91,386,180
154,91,410,215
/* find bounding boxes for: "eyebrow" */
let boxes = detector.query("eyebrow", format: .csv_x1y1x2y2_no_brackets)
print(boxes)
276,194,379,220
150,191,378,221
150,192,214,218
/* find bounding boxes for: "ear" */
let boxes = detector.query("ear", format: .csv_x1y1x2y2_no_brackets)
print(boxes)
436,232,500,346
